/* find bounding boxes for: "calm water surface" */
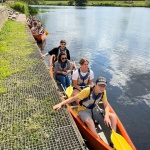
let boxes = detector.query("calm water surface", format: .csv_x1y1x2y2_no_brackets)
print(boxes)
34,6,150,150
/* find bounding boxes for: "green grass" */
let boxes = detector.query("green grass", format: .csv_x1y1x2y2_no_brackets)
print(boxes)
45,0,146,6
0,1,147,7
0,20,34,94
0,20,60,149
45,0,69,5
88,1,146,6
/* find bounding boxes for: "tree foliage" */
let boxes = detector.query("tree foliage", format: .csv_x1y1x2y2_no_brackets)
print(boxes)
145,0,150,7
14,0,45,5
73,0,88,6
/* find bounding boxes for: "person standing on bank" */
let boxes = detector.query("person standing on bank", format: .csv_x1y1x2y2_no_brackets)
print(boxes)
53,76,117,141
41,40,70,67
54,53,72,90
72,58,94,103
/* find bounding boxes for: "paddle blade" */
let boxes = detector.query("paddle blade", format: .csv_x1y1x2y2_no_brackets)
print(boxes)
66,85,73,98
111,130,132,150
44,30,49,35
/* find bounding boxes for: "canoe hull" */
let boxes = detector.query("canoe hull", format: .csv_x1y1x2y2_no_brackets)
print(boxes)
33,34,46,42
67,104,113,150
28,24,32,29
67,104,136,150
27,24,47,42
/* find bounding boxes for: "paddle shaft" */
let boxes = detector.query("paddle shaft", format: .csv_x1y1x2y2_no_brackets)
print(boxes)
60,84,68,98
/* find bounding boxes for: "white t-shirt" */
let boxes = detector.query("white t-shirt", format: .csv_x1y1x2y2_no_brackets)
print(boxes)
72,69,94,81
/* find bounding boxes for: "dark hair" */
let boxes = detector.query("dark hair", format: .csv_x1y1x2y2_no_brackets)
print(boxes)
79,58,89,65
33,22,37,26
60,40,66,44
58,52,67,62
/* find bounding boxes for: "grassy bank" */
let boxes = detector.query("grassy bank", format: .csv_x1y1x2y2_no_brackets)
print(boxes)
0,20,34,94
0,19,83,150
0,20,57,149
44,0,146,7
0,1,147,7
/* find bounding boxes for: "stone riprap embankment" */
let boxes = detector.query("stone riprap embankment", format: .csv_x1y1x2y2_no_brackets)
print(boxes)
0,6,8,30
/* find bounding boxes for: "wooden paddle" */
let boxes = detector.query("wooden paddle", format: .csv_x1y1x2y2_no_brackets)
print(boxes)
96,104,132,150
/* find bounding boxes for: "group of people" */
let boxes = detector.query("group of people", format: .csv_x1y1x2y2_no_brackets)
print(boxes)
27,15,44,35
41,40,117,148
42,40,73,89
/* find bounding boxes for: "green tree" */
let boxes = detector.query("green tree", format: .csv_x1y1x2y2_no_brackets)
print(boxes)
74,0,88,6
68,0,74,6
145,0,150,7
15,0,45,5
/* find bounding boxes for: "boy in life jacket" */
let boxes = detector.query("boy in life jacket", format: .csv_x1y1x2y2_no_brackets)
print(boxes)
72,58,94,103
41,40,70,67
53,76,117,139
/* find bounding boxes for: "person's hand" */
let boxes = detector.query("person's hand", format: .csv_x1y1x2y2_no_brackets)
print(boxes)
62,71,67,75
66,70,71,74
41,55,45,59
53,104,62,110
104,115,111,127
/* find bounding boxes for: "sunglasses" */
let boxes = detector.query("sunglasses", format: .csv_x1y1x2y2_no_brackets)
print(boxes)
61,57,67,60
61,43,66,45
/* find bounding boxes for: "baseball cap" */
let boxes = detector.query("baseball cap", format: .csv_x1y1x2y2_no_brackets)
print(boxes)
96,76,107,86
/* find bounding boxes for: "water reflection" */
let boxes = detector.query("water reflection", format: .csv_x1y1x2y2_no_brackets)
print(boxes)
119,73,150,106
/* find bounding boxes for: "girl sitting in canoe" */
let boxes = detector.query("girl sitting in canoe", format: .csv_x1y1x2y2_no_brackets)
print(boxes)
54,53,72,90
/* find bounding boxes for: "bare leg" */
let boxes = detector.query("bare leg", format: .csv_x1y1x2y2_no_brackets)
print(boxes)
84,117,99,137
109,112,117,131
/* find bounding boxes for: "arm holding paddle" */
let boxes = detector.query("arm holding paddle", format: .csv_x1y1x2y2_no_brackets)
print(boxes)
103,101,112,128
103,101,117,131
96,104,132,150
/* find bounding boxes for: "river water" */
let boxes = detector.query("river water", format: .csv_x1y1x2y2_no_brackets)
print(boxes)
34,6,150,150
